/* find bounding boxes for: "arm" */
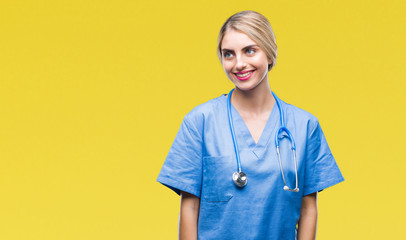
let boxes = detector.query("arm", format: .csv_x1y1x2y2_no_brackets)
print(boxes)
297,192,318,240
179,191,200,240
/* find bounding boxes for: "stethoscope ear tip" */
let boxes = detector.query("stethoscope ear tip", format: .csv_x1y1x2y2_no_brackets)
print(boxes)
283,186,300,192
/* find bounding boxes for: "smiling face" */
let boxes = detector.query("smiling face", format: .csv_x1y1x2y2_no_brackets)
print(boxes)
221,29,272,91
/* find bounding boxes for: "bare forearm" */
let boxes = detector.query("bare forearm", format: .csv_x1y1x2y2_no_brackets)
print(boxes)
179,208,198,240
297,208,317,239
179,191,200,240
297,192,318,240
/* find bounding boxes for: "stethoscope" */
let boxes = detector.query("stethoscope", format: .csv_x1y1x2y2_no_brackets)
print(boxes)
227,88,299,192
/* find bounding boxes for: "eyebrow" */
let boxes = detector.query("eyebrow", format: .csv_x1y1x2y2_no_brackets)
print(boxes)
221,44,258,52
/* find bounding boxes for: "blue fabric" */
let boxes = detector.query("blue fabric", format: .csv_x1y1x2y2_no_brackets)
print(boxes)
157,93,344,240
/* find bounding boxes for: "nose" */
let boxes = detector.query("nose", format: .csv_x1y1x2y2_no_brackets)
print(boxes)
235,55,247,71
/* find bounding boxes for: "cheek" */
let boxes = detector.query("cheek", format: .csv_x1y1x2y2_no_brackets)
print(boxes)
222,62,234,73
252,55,269,68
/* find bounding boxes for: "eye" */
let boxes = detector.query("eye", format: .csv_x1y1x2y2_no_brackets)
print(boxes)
223,51,233,58
246,48,256,55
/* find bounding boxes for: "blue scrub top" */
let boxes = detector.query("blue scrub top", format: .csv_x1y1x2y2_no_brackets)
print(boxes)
157,93,344,240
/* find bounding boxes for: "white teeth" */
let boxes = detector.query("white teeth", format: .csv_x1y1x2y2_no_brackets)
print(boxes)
236,71,253,77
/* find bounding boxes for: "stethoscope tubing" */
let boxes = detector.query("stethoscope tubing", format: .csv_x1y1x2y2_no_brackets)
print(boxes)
227,88,299,192
227,88,242,173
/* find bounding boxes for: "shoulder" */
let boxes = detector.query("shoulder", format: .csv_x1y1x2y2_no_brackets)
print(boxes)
184,94,225,122
280,98,320,131
182,94,225,130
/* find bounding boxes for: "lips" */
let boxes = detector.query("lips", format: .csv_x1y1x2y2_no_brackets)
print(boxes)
234,70,255,81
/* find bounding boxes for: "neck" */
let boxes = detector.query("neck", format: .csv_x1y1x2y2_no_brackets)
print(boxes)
231,79,275,116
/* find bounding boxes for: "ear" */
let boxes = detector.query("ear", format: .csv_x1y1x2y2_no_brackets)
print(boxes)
268,58,273,71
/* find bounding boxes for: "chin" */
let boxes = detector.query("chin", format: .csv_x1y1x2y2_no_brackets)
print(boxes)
234,81,262,92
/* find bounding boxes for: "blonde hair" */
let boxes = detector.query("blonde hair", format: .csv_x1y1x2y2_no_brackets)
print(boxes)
217,10,277,71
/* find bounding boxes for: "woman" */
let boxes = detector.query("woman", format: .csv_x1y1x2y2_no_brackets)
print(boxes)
157,10,344,240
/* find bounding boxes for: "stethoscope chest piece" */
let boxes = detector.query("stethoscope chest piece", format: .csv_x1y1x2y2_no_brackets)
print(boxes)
233,171,247,188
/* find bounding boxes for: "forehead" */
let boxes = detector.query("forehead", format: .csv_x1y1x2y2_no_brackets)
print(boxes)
221,29,257,50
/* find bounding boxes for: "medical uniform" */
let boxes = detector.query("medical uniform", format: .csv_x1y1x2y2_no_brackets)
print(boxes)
157,93,344,240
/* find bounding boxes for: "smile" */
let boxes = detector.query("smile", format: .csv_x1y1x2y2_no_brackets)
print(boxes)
234,70,255,80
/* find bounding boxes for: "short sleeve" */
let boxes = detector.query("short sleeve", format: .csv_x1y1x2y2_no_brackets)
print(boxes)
303,119,345,196
156,114,203,198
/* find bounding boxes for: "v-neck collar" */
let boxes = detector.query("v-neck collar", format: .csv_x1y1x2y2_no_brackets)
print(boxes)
223,94,281,159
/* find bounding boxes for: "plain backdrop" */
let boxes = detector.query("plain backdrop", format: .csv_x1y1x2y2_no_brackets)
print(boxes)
1,0,405,239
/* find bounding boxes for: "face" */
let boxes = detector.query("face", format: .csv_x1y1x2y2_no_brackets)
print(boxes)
221,29,272,91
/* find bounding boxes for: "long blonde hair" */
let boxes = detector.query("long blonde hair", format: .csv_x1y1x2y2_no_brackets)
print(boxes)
217,10,278,71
